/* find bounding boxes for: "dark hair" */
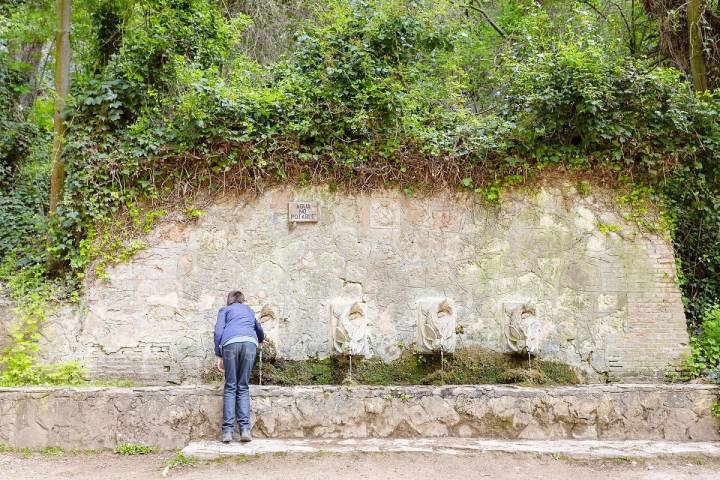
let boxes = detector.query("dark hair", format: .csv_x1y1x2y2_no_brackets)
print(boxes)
227,290,245,305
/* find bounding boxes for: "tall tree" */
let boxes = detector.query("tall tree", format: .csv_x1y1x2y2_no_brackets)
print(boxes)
641,0,720,89
49,0,70,215
688,0,709,91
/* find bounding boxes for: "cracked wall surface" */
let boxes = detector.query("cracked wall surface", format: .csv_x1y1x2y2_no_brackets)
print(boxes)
0,384,718,449
38,182,689,383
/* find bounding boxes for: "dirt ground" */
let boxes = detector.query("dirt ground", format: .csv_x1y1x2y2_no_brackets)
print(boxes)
2,451,719,480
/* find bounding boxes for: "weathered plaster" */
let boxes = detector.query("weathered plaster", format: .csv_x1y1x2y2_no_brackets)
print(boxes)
37,182,688,383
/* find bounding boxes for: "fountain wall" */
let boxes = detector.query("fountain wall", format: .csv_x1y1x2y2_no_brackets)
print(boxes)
37,181,689,383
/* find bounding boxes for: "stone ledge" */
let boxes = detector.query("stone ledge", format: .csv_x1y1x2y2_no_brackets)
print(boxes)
0,384,718,450
1,383,717,395
182,438,720,459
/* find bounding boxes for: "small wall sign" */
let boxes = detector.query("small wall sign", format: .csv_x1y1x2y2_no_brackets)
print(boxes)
288,201,319,223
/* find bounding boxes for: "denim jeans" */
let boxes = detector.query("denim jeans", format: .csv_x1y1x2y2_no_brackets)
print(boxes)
221,341,256,433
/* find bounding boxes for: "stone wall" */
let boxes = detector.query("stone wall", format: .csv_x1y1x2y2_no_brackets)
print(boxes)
38,181,689,383
0,384,718,449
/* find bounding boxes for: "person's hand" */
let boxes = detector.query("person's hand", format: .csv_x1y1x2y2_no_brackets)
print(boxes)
260,340,268,349
216,357,224,373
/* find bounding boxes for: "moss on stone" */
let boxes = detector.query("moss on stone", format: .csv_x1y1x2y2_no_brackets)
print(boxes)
250,347,579,386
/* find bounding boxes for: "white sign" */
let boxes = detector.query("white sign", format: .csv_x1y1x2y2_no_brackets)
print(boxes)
288,201,319,223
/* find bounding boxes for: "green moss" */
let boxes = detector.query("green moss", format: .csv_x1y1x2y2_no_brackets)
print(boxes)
248,347,578,386
480,412,514,434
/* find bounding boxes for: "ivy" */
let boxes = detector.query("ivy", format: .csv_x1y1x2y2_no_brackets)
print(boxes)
686,305,720,379
0,261,85,386
1,0,720,387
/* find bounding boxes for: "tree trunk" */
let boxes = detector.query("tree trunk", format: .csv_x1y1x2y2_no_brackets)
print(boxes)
688,0,709,91
49,0,71,215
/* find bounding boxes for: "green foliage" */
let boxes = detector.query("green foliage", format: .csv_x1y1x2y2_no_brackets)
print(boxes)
0,262,86,386
0,0,719,372
712,403,720,418
252,347,578,385
686,305,720,379
0,52,37,180
115,443,156,455
40,446,64,457
17,447,31,459
597,223,621,235
166,451,197,469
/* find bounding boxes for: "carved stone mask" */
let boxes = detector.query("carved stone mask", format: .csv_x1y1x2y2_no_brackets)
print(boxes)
331,301,370,357
418,298,457,353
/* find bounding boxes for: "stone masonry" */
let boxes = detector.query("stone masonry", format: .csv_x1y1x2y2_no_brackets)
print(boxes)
34,181,689,383
0,384,718,450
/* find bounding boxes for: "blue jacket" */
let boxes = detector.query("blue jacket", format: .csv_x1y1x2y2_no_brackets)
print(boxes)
213,303,265,357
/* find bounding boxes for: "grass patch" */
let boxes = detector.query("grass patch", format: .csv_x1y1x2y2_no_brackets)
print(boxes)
166,451,197,470
40,446,64,456
71,448,102,456
232,454,251,464
115,443,156,455
251,347,578,386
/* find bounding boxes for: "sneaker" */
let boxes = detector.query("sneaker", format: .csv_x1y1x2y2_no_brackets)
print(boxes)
240,429,252,443
221,431,233,443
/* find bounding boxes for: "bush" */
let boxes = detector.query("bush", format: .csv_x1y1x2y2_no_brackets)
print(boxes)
686,304,720,378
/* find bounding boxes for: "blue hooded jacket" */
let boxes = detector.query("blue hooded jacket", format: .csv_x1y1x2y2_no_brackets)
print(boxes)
213,303,265,357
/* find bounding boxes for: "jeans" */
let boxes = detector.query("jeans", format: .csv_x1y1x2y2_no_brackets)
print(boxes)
221,341,256,433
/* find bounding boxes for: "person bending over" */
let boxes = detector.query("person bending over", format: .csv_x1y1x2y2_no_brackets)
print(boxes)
213,290,265,443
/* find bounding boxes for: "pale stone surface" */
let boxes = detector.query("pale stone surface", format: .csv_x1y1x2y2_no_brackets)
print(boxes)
0,384,717,450
34,182,688,383
182,438,720,459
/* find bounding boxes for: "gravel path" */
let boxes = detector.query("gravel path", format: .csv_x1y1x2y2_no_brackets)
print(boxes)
2,451,719,480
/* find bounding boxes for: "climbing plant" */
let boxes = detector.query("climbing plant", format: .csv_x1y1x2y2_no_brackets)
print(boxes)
1,0,720,386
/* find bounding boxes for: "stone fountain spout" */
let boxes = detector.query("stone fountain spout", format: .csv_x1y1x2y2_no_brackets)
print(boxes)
504,302,542,355
418,298,457,353
331,301,370,357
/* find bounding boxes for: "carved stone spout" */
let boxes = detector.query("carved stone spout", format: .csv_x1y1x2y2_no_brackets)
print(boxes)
418,298,457,353
504,302,541,354
256,305,280,360
331,301,370,357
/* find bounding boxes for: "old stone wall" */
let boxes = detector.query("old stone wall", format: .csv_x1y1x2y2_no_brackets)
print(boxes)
0,385,717,449
38,181,689,383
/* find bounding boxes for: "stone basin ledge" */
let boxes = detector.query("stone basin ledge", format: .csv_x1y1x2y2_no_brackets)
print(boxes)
0,384,718,450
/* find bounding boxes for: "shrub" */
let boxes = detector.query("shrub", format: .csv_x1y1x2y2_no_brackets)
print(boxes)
686,304,720,378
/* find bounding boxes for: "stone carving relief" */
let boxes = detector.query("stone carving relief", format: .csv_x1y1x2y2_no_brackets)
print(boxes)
331,301,370,357
256,304,281,360
503,302,543,355
417,298,457,353
257,305,281,340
